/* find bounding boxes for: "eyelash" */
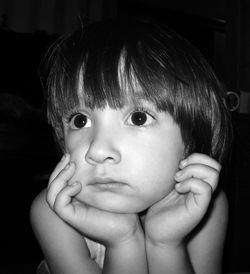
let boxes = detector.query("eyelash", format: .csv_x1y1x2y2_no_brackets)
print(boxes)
131,107,154,117
66,111,81,123
64,110,91,129
128,107,156,125
64,107,156,128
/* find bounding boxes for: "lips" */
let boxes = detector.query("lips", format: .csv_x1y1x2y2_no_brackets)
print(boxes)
88,177,128,190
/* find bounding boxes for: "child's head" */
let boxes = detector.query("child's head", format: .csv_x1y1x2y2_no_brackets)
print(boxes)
44,18,230,164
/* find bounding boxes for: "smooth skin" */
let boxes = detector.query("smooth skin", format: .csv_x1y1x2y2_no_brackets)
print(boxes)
30,102,228,274
61,101,185,213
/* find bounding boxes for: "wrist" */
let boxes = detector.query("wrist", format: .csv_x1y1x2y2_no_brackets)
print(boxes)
104,227,148,274
146,235,185,252
145,231,184,250
102,213,144,249
146,240,194,274
107,224,145,249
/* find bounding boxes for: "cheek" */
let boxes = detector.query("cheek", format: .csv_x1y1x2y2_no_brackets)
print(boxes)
64,134,90,178
64,133,79,153
66,151,90,186
131,137,184,191
64,131,89,156
136,138,184,174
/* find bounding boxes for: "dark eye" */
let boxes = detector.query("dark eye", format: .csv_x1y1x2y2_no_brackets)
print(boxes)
128,111,155,126
69,113,91,129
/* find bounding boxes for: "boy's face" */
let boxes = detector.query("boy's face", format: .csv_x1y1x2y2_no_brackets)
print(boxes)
63,99,185,213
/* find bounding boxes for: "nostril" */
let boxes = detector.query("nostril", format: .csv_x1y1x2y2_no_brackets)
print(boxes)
85,146,121,165
106,157,115,163
85,131,121,165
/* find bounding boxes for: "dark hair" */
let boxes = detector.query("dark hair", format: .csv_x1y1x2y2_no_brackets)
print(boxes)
42,18,231,163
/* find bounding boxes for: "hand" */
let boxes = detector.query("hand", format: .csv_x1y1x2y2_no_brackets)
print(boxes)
46,154,142,248
144,153,221,247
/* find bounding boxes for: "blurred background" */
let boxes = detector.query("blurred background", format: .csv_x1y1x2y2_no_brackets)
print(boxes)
0,0,249,273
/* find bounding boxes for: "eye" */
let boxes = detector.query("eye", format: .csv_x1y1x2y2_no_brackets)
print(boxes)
128,110,155,126
68,113,91,129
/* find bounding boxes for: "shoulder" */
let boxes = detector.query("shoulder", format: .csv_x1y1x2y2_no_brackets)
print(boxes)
187,188,228,273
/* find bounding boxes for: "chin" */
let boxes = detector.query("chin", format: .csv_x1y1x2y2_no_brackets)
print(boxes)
86,199,147,214
76,190,152,214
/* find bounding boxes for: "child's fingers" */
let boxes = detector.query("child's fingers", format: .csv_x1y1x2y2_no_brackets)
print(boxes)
48,153,70,185
175,178,212,212
47,162,76,208
180,153,221,172
53,182,83,224
175,163,219,191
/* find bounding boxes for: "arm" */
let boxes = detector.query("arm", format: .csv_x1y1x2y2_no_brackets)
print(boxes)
187,189,228,274
103,228,147,274
30,189,101,274
146,189,228,274
145,153,227,274
146,241,194,274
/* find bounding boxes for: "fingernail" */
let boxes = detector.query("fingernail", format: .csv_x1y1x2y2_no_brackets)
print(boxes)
175,170,182,178
179,159,187,168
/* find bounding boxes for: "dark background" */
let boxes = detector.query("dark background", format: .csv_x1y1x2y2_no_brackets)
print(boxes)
0,0,250,273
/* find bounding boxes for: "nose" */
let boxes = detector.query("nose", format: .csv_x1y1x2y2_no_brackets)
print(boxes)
85,127,121,165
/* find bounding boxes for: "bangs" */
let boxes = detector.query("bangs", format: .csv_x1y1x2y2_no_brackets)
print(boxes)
50,48,180,123
77,50,178,112
46,19,190,128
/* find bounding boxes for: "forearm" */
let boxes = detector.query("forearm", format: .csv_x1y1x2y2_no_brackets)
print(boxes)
103,228,148,274
146,241,195,274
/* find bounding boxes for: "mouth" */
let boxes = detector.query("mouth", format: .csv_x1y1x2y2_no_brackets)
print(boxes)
88,178,128,191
